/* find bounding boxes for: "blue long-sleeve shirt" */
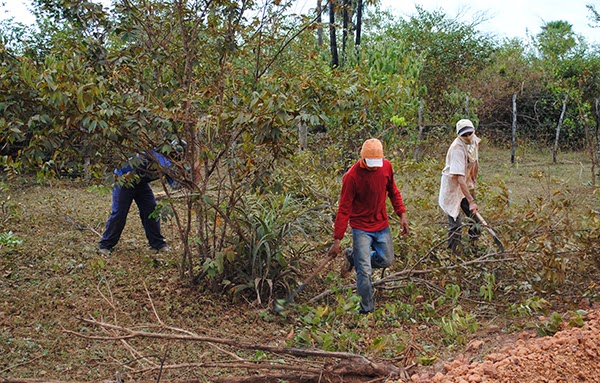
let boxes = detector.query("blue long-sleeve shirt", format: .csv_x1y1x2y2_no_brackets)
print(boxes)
115,150,175,186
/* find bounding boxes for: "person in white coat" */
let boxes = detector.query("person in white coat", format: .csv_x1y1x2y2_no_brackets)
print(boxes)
438,119,482,253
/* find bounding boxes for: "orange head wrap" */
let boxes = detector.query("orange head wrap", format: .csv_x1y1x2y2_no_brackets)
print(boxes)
360,138,384,168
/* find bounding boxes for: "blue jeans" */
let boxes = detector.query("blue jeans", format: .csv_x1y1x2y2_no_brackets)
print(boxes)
351,226,394,313
99,181,166,251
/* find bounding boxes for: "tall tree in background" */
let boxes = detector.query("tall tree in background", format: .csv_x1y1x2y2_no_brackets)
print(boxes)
587,2,600,25
537,20,578,61
391,6,495,118
341,0,349,65
329,0,338,67
355,0,363,46
317,0,323,46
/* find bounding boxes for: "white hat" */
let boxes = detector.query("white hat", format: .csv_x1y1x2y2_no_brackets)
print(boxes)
364,158,383,167
456,119,475,136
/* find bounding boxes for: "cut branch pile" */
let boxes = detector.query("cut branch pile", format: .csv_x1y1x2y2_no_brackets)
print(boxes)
47,282,409,383
60,317,407,383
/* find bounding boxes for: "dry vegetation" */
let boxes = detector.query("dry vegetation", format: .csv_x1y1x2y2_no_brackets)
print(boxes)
1,147,599,382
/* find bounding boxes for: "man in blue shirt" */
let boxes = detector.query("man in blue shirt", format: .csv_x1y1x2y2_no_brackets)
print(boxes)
98,149,177,256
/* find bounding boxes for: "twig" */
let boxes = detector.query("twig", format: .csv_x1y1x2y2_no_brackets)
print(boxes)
144,281,164,326
63,214,103,238
66,319,366,359
208,343,244,361
156,348,168,383
0,354,46,374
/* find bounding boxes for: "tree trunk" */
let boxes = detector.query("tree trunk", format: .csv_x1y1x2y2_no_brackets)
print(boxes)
341,0,349,66
465,95,469,118
414,98,424,162
511,93,517,164
316,0,323,47
553,94,569,164
329,0,338,68
355,0,363,46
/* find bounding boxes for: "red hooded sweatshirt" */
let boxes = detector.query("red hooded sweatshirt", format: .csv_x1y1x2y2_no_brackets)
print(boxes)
333,159,406,240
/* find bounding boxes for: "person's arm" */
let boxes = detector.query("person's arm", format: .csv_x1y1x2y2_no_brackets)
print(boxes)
327,238,341,258
454,174,478,212
328,174,354,257
387,168,409,236
397,212,409,236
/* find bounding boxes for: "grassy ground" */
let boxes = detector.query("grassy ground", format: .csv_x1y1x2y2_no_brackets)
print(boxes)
0,146,598,381
481,145,597,206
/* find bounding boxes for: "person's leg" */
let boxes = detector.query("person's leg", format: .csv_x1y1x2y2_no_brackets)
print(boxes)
352,228,375,313
459,196,481,254
371,226,394,269
447,212,462,253
134,182,166,250
99,185,134,250
460,196,481,242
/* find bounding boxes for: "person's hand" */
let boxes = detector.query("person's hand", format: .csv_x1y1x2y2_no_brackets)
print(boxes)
327,239,341,258
468,200,479,213
399,213,410,236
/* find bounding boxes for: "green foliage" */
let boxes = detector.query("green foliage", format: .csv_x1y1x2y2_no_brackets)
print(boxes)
533,310,589,337
387,6,496,118
567,309,588,327
534,311,563,336
290,289,362,352
213,194,303,304
536,21,580,61
0,231,23,247
444,284,461,305
437,305,478,345
479,273,496,302
508,296,550,318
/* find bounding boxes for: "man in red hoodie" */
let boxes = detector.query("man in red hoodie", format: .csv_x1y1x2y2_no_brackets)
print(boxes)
328,138,409,314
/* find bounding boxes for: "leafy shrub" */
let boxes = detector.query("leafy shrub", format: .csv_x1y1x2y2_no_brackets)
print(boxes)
226,194,304,304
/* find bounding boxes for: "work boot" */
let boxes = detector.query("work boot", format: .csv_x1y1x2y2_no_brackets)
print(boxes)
340,248,354,278
448,235,462,255
98,247,111,257
156,245,170,253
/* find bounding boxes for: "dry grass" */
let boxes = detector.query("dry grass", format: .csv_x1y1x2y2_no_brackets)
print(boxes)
481,146,598,208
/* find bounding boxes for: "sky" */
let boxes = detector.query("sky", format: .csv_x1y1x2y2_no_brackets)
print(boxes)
378,0,600,44
2,0,600,44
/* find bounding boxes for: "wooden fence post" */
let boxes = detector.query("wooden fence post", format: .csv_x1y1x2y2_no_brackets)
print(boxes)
595,99,600,160
414,98,424,162
511,93,517,164
595,98,600,182
553,94,569,164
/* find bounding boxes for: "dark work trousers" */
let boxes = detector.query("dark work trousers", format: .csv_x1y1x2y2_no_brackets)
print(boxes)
447,197,481,252
99,181,166,251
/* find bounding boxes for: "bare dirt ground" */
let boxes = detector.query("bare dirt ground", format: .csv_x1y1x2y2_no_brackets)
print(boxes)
407,307,600,383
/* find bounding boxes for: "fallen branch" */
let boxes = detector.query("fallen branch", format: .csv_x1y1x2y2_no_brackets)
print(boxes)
65,317,405,382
